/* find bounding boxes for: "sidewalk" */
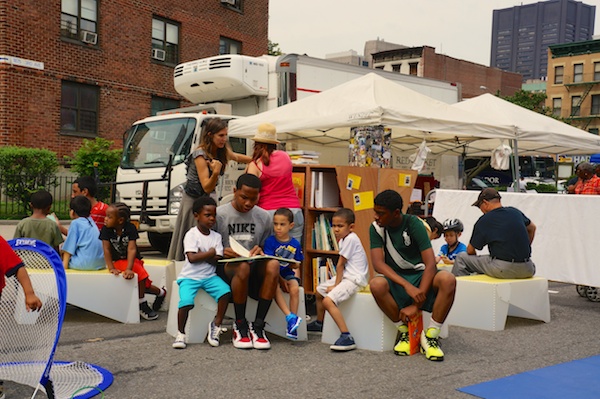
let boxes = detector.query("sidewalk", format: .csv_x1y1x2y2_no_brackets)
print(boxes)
3,281,600,398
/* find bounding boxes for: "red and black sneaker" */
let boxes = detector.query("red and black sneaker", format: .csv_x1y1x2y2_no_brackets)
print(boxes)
250,320,271,350
232,319,253,349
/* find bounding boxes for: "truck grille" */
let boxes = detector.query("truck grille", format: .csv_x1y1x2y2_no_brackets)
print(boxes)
119,195,168,214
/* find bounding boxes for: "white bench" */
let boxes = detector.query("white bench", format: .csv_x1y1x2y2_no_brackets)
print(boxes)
445,274,551,331
64,259,175,323
65,269,140,324
144,258,176,311
321,290,448,352
166,280,308,344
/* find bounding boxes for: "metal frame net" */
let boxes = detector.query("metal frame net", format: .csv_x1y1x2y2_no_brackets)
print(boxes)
0,239,112,399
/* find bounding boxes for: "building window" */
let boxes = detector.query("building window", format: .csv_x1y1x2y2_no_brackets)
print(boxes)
152,17,179,64
219,37,242,55
61,81,99,136
221,0,242,11
552,98,562,117
151,96,180,116
554,66,564,84
61,0,98,42
592,95,600,115
392,64,401,73
594,63,600,81
573,64,584,83
571,96,581,117
409,62,418,76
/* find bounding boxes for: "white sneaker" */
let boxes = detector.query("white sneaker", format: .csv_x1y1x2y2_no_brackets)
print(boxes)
250,321,271,350
172,332,187,349
207,321,222,347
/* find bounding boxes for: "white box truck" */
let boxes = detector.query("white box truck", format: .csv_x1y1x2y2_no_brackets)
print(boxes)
115,54,460,252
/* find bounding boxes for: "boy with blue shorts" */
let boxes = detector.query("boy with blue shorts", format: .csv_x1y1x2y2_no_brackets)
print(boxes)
173,197,231,349
264,207,304,339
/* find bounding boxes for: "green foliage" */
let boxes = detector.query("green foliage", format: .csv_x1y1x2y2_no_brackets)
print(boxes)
0,147,59,215
65,137,122,201
501,90,548,113
532,183,558,193
268,40,283,56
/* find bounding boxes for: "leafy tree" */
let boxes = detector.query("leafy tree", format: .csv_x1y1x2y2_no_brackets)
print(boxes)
65,137,122,201
268,40,283,56
0,147,59,215
501,90,548,114
501,90,574,125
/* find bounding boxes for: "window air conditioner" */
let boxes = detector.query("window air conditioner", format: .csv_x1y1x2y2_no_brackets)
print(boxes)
80,30,98,45
152,48,166,61
220,0,237,6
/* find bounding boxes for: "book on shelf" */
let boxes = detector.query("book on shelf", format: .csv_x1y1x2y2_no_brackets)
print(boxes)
313,214,336,251
291,172,305,205
310,170,317,207
318,214,330,251
326,257,336,278
328,220,339,251
312,171,340,208
312,256,334,290
312,257,319,291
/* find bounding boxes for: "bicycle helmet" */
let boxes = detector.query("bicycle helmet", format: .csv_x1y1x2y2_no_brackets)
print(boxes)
442,218,464,233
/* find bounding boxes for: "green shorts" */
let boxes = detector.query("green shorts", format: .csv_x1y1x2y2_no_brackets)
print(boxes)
385,269,437,312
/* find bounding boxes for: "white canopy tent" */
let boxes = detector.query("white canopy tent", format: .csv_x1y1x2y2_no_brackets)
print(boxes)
451,93,600,156
228,73,516,155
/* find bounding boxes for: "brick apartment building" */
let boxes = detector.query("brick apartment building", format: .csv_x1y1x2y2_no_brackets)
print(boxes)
546,39,600,134
0,0,268,162
372,46,523,99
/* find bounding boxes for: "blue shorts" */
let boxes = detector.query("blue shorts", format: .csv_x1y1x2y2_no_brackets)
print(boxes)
177,275,231,309
284,274,301,283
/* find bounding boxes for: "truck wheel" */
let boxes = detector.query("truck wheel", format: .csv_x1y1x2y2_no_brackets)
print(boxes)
586,287,600,302
147,232,172,255
576,285,589,297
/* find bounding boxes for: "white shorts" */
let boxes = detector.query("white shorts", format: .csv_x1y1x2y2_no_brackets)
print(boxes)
316,277,360,305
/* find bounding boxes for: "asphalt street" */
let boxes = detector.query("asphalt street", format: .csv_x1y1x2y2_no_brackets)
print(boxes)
2,222,600,398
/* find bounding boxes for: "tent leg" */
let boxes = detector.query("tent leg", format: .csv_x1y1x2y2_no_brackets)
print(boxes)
512,139,520,189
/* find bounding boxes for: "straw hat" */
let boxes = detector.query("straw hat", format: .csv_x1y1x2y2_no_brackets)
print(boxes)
251,123,280,144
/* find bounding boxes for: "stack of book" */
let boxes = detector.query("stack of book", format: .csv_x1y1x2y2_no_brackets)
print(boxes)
287,150,320,164
312,257,337,290
312,214,339,252
310,171,341,208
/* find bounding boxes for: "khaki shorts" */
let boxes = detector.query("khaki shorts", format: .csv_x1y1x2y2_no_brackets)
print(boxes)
316,277,360,305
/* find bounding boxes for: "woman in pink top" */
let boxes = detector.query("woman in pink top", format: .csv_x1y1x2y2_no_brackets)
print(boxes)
246,123,304,242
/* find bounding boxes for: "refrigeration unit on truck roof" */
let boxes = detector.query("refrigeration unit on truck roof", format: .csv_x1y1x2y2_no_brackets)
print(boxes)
173,55,269,104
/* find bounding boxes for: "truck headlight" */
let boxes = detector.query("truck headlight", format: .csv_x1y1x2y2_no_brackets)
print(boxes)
169,184,184,215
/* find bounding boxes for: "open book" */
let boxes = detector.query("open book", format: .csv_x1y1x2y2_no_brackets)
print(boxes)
217,237,300,264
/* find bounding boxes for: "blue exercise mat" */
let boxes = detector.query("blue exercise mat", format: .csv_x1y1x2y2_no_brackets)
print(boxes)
458,355,600,398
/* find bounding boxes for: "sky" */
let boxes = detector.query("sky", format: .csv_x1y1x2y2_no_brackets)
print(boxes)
269,0,600,67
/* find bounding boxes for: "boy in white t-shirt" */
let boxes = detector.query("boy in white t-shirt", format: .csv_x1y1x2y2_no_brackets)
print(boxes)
172,197,231,349
306,208,369,351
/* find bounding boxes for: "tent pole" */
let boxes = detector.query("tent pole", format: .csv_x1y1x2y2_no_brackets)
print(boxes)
512,138,520,189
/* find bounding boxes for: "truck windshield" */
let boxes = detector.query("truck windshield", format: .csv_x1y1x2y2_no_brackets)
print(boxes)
121,118,196,169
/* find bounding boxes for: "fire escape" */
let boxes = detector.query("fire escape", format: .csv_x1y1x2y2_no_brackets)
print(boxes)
565,72,600,130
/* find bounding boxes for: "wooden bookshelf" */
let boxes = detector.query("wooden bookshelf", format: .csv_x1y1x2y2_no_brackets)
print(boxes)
292,165,417,294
